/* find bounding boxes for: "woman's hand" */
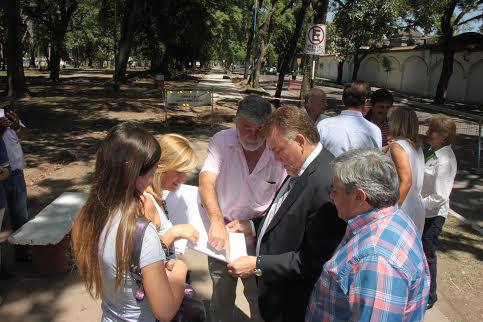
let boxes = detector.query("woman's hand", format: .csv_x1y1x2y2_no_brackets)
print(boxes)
173,224,199,244
165,259,187,276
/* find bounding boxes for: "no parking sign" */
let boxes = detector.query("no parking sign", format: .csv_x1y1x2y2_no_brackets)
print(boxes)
305,24,326,55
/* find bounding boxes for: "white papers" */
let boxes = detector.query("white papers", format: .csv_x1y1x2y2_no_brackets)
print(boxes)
165,184,247,262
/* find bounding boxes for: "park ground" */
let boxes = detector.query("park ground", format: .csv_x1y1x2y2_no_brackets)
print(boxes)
0,68,481,322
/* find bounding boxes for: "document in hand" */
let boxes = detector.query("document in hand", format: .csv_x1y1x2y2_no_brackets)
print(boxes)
165,184,247,262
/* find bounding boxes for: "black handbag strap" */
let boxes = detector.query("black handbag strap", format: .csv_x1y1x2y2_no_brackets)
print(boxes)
130,217,151,287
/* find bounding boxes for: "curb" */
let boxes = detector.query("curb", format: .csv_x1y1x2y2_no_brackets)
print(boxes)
449,209,483,235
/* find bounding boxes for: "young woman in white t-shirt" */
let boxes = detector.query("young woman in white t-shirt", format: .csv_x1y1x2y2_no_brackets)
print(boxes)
72,122,187,322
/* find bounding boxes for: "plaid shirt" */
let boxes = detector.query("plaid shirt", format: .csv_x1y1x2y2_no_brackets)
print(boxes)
306,206,430,322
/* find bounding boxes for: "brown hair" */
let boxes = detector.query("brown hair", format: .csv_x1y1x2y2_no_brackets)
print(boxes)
342,81,372,107
148,133,197,197
72,122,161,298
388,106,421,147
264,106,320,144
427,114,456,145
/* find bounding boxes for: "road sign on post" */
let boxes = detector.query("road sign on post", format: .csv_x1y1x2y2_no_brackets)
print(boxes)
304,24,326,56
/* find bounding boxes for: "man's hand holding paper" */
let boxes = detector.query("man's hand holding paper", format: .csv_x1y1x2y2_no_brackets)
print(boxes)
208,219,230,258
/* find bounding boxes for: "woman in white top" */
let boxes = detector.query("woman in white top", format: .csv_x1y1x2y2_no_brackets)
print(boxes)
143,134,199,256
387,106,425,235
421,114,457,309
72,122,187,322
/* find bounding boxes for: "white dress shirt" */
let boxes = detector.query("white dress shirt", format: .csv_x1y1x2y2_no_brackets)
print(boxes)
316,110,382,157
421,145,457,218
256,143,322,255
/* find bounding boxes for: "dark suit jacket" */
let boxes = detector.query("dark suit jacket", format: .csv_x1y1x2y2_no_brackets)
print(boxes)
254,148,347,322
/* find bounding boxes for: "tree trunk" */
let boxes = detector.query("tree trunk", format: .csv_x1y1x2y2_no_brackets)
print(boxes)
49,32,63,81
29,47,36,68
244,1,256,79
5,0,27,97
434,45,454,104
243,30,254,79
251,40,266,88
336,60,344,84
160,46,172,78
250,0,278,88
1,43,6,71
113,0,144,89
145,23,162,72
433,0,458,104
351,48,360,81
49,1,78,81
300,0,329,99
274,0,311,106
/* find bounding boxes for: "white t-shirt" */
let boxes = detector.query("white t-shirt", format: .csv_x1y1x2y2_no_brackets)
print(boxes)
99,211,165,322
0,109,26,171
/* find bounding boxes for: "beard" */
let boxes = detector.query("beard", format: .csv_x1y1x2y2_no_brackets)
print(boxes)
237,128,265,151
239,137,265,151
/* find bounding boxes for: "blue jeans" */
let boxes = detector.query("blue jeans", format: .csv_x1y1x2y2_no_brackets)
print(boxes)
3,169,29,231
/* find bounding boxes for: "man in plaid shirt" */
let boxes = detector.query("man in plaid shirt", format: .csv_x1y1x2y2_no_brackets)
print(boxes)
306,149,430,322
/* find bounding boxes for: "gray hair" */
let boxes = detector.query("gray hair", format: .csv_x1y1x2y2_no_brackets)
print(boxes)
236,94,272,123
304,88,326,106
331,149,399,208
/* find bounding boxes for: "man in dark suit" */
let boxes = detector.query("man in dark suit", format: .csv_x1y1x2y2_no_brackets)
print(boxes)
227,106,347,322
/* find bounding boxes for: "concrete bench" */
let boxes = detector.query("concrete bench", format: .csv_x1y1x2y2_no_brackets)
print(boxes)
8,192,87,274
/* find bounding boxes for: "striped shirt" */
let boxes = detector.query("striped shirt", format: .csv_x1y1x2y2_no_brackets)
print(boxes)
306,206,430,322
365,111,390,147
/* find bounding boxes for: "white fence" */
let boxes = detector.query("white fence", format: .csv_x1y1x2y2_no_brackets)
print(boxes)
317,47,483,104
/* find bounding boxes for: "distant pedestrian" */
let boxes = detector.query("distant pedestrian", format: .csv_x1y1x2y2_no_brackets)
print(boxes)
421,114,458,309
0,106,29,261
366,88,393,147
303,88,328,126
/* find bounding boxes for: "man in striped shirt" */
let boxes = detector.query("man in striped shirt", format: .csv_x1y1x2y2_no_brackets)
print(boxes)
306,149,430,322
365,89,393,147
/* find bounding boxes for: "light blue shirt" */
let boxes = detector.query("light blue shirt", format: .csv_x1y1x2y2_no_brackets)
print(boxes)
316,110,382,157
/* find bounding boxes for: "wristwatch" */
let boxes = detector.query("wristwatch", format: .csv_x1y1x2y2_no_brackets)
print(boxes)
253,256,263,276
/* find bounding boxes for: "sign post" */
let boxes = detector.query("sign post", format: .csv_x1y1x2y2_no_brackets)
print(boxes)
304,24,326,55
304,24,326,87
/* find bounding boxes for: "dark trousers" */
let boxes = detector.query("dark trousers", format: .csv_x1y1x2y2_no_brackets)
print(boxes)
422,216,446,306
3,169,29,258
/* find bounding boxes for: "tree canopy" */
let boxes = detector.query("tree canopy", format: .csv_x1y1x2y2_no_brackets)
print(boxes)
1,0,481,100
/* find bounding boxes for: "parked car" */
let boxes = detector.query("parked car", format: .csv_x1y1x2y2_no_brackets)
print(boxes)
264,66,277,75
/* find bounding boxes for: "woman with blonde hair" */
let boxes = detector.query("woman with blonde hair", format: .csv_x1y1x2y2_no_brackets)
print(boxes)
421,114,457,309
143,133,199,257
387,106,425,235
72,123,187,322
